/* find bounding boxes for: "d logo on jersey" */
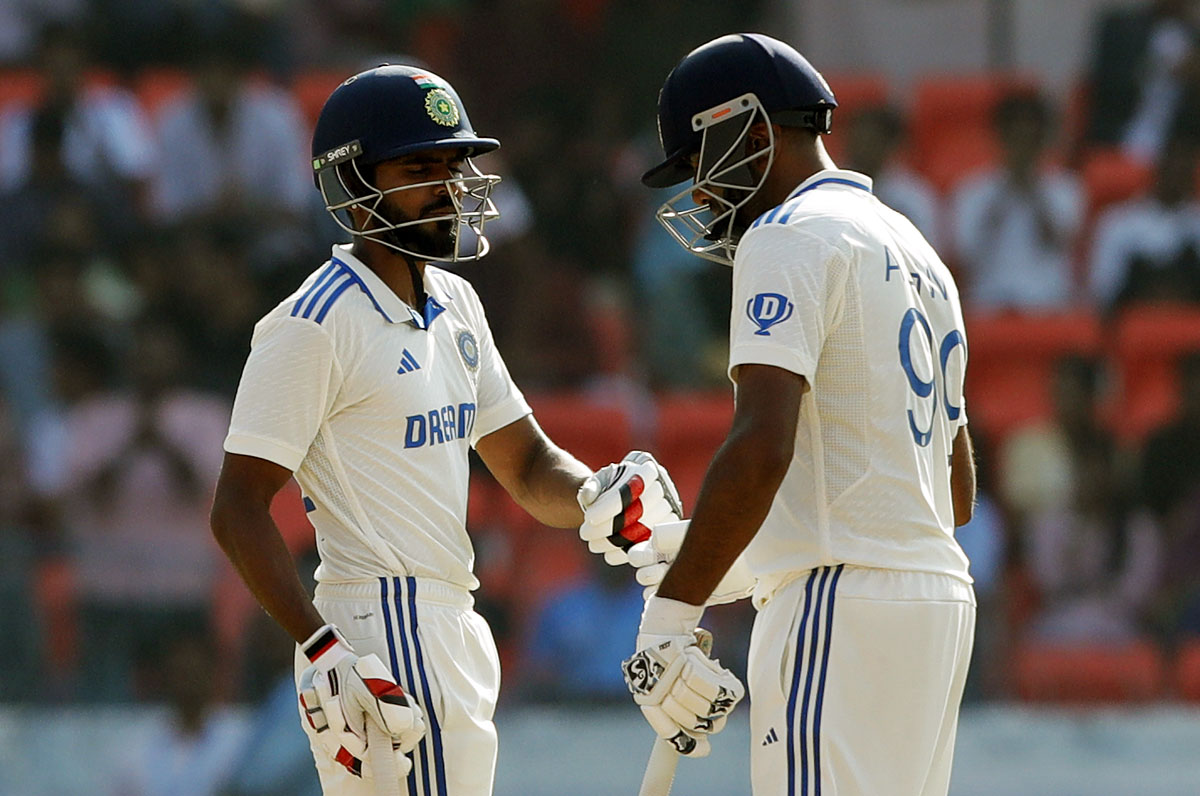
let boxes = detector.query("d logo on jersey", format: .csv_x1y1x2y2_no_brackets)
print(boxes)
746,292,794,336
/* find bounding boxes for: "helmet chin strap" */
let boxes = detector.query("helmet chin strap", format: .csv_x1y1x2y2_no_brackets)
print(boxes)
373,226,428,314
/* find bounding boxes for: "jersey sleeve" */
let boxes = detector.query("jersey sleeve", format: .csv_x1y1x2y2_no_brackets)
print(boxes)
729,223,850,380
224,316,344,471
465,290,531,445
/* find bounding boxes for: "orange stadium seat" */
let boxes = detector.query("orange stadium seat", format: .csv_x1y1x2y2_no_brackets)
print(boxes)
293,70,348,127
1081,147,1152,220
134,68,192,118
0,69,41,110
1111,304,1200,442
910,73,1038,193
1014,639,1166,703
964,311,1103,445
1174,638,1200,701
525,392,633,470
653,390,733,510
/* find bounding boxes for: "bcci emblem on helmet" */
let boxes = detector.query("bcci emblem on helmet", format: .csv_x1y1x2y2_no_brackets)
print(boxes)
425,88,460,127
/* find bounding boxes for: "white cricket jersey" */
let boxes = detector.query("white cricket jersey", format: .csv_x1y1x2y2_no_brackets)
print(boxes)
729,169,971,587
225,244,531,589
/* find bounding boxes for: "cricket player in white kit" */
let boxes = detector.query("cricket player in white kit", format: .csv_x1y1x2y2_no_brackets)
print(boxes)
621,35,977,795
210,65,688,796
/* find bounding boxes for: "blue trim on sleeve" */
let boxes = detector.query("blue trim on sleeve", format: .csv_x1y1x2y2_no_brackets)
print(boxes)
291,263,339,318
314,274,356,323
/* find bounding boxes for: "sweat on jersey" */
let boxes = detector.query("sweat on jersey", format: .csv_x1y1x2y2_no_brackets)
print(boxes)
729,169,972,594
224,244,531,589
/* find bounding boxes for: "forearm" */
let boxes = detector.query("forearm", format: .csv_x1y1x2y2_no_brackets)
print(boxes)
512,441,591,528
656,434,788,605
211,497,325,643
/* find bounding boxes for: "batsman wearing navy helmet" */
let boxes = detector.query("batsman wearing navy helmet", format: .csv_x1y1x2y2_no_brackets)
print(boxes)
211,65,683,795
623,34,977,795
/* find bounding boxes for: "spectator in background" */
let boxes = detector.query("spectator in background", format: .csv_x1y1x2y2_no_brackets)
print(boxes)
0,398,42,700
844,105,941,248
151,41,309,222
952,90,1083,311
113,624,246,796
1140,352,1200,635
524,554,646,702
1087,0,1200,164
0,25,156,204
150,40,313,275
47,320,228,701
1088,134,1200,312
1024,441,1163,643
999,354,1164,642
1000,355,1111,528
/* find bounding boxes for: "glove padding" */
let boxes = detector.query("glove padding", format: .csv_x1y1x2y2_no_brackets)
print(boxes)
622,599,744,758
628,520,756,605
578,451,683,565
298,625,425,780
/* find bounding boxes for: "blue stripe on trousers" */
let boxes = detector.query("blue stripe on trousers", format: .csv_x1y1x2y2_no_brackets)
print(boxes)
405,576,448,796
811,565,844,796
798,567,832,795
393,578,433,796
379,578,419,796
785,569,820,796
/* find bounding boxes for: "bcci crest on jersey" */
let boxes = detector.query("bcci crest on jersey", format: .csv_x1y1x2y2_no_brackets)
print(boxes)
456,330,479,371
746,292,794,335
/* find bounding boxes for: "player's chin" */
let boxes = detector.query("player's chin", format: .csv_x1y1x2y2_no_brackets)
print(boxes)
420,222,457,259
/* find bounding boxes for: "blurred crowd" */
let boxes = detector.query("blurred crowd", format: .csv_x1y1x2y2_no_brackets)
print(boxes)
3,0,1200,768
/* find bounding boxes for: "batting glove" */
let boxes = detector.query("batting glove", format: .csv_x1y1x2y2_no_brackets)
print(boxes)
298,624,425,779
578,451,683,566
628,520,757,605
621,596,744,758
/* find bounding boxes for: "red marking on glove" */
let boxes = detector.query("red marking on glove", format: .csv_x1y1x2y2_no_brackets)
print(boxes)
622,498,644,526
618,521,652,545
627,474,646,500
364,677,406,700
335,746,363,777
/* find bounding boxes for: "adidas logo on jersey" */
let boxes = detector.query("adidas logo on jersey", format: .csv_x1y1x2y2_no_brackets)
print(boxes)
397,349,421,374
762,727,779,746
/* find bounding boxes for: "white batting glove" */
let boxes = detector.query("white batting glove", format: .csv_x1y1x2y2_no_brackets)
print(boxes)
628,519,757,605
298,625,425,779
578,451,683,566
621,596,744,757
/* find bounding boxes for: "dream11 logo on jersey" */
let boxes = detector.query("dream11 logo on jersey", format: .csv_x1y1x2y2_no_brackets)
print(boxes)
746,292,794,335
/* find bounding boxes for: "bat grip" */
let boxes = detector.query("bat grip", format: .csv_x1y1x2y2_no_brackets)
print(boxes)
638,736,681,796
367,717,406,796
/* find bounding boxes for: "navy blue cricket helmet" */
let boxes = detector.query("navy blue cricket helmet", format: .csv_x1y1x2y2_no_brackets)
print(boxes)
311,65,502,262
644,34,837,266
643,33,837,189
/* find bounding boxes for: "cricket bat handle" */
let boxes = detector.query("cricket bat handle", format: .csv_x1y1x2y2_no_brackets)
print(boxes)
639,736,681,796
367,717,407,796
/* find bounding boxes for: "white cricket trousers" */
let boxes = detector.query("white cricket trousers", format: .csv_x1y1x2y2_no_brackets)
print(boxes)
749,565,975,796
294,576,501,796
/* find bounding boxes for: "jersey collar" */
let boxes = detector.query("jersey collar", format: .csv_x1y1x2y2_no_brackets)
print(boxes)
785,169,874,202
330,244,448,330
